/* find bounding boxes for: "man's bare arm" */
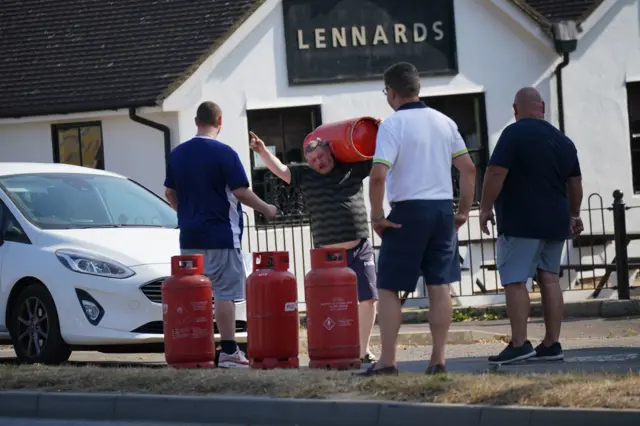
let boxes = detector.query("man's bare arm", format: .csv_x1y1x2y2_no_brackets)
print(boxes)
479,166,508,213
369,163,388,219
232,187,276,217
165,188,178,211
250,135,292,183
567,176,583,217
452,153,476,216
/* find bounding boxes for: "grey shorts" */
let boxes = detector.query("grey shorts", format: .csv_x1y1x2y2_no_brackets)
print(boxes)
180,248,246,301
496,236,565,286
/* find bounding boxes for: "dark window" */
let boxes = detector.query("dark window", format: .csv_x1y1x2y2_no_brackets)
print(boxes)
247,105,322,225
420,93,489,205
0,202,30,244
52,122,105,170
627,83,640,193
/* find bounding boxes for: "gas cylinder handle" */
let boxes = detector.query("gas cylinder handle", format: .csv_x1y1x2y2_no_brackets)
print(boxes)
254,252,275,270
325,250,344,263
252,251,290,272
170,254,204,276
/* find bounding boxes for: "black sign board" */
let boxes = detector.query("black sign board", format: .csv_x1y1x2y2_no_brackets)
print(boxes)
282,0,458,85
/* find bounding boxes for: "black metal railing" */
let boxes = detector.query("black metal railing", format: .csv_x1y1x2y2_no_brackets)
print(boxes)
240,190,639,302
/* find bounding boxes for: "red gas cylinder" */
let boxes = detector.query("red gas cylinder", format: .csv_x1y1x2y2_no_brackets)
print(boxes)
303,117,381,163
162,255,215,369
304,248,361,370
247,251,299,369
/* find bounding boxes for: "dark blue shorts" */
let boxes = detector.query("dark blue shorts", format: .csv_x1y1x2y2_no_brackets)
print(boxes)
346,239,378,302
377,200,460,293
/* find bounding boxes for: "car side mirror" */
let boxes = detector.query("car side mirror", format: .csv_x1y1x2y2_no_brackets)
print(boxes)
4,224,21,239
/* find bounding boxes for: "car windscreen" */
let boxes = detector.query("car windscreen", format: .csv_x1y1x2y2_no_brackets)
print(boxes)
0,173,178,229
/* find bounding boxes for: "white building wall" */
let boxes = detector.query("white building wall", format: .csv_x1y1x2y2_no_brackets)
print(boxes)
0,111,180,196
0,122,56,163
561,0,640,222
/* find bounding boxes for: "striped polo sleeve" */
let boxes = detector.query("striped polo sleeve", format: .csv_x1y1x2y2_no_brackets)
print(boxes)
373,121,398,168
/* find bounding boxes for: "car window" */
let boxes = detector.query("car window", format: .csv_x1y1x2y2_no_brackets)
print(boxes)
96,179,170,226
0,173,177,230
0,201,29,244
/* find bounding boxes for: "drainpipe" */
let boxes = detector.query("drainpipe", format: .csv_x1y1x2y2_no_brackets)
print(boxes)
128,108,172,170
554,52,570,134
551,21,578,134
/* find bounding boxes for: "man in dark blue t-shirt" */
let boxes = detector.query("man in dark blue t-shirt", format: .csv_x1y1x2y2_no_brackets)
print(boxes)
164,101,277,368
479,87,583,365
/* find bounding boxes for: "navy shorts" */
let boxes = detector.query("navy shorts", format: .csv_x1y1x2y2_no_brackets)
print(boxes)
377,200,460,293
346,239,378,302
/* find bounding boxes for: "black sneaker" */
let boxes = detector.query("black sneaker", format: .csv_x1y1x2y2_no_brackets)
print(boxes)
425,364,446,375
355,363,399,377
488,340,536,365
361,353,378,364
533,342,564,361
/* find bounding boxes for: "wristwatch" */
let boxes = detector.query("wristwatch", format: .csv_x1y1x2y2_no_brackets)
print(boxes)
371,214,385,221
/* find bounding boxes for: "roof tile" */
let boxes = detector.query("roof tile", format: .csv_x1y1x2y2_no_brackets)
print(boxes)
0,0,262,118
510,0,604,28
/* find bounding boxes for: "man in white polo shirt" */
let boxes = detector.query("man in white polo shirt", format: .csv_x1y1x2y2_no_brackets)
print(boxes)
359,62,477,376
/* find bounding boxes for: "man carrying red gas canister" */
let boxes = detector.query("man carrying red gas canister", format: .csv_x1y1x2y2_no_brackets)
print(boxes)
249,131,379,365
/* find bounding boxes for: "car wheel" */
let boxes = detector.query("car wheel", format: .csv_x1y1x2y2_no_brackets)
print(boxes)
10,284,72,365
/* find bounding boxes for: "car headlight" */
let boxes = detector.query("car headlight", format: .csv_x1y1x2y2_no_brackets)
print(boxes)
55,249,135,279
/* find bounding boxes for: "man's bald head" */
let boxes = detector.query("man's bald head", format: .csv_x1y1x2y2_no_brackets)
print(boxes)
513,87,545,121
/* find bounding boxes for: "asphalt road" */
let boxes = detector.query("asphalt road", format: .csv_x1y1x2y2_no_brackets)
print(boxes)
1,317,639,374
395,317,640,374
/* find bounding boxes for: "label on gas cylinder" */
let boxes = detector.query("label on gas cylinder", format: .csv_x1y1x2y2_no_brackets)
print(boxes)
320,297,353,312
337,318,354,327
284,302,297,312
191,301,209,311
171,328,191,339
191,328,211,339
323,317,336,330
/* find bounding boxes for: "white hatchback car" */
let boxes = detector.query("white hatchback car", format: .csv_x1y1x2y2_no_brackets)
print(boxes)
0,162,247,364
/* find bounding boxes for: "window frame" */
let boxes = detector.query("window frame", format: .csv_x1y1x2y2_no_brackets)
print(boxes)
51,121,106,170
626,82,640,193
247,105,322,226
420,92,490,207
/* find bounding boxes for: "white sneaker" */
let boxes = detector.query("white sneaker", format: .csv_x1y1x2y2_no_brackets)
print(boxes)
218,349,249,368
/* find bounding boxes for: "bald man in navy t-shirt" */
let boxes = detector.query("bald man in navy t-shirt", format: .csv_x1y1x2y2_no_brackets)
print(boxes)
479,87,584,366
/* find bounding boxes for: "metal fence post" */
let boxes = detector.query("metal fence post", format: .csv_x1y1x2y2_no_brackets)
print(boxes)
612,189,630,300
